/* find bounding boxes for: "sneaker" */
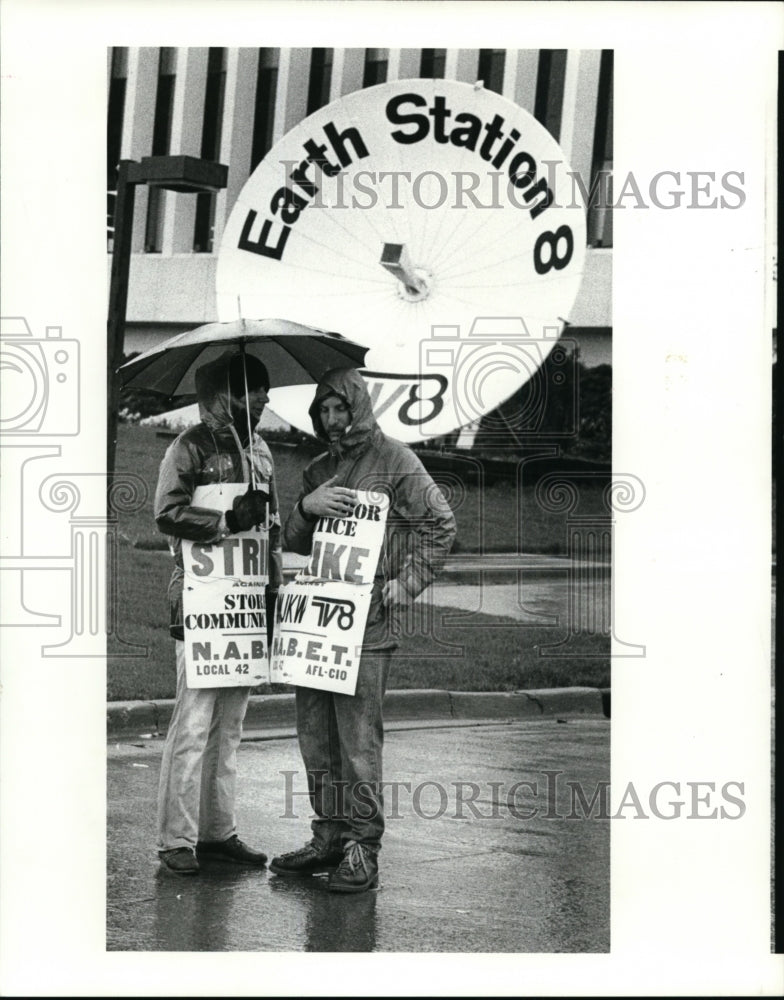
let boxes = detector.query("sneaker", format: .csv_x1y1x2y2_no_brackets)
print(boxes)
158,847,200,875
196,834,267,866
269,840,344,876
327,841,378,894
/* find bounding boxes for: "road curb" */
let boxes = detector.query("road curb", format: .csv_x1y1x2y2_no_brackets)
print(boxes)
107,686,609,738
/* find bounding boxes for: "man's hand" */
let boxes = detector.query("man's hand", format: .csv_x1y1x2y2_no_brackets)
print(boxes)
382,579,410,608
225,488,268,533
301,475,357,518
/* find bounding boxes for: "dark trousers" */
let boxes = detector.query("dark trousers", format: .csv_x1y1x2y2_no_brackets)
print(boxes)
294,650,393,851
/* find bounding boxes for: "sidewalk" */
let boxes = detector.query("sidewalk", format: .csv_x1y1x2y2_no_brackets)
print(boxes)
107,717,610,952
107,559,610,951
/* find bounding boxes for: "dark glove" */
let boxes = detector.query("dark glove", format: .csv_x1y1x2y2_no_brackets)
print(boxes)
225,488,268,533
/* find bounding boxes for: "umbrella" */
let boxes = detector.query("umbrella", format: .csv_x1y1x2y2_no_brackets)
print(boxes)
118,317,368,399
117,317,368,486
216,78,587,443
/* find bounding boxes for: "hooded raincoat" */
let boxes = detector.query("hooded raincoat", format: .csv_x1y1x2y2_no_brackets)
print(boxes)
284,368,457,648
154,353,283,640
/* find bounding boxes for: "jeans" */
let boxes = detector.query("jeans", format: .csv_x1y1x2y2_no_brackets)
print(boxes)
294,650,393,852
156,641,250,851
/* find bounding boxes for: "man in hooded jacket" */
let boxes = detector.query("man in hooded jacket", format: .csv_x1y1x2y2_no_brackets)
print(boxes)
154,351,283,875
270,368,457,892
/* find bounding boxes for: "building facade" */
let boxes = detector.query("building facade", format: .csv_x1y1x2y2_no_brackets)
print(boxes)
108,47,612,365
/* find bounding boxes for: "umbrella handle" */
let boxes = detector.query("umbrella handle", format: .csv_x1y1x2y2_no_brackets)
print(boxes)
240,342,258,490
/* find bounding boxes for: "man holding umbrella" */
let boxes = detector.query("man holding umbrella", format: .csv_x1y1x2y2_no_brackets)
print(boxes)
154,350,282,875
270,367,457,893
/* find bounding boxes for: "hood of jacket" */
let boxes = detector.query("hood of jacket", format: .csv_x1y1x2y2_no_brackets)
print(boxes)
194,350,273,446
308,367,379,459
194,352,238,434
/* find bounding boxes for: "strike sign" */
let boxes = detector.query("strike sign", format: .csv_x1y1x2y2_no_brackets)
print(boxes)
270,489,389,695
182,483,271,688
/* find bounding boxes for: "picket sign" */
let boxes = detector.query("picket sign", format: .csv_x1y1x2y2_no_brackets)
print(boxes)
270,489,389,695
182,482,271,688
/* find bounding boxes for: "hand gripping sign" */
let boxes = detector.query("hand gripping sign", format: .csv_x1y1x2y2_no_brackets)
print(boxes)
182,483,271,688
217,78,587,443
270,489,389,695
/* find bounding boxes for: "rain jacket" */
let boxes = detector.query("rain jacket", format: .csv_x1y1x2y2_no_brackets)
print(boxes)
284,368,457,648
154,354,283,640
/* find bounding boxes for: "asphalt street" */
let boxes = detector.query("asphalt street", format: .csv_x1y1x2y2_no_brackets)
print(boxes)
107,718,609,952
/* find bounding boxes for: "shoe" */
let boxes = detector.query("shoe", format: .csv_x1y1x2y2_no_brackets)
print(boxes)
269,840,344,876
196,834,267,866
159,847,200,875
327,841,378,894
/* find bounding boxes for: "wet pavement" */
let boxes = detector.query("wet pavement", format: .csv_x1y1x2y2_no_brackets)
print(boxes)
108,719,609,952
430,579,603,628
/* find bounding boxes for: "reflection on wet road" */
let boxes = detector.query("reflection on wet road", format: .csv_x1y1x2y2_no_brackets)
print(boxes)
108,720,609,952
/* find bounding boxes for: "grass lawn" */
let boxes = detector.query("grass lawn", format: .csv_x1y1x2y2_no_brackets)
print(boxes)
110,423,610,700
108,546,609,701
115,423,607,555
